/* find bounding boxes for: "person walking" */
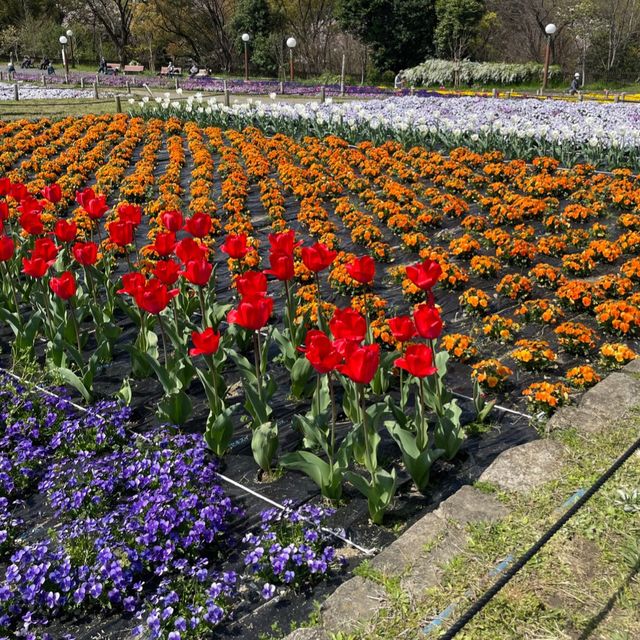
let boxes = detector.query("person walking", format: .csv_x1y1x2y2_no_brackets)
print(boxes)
7,61,15,80
569,73,580,95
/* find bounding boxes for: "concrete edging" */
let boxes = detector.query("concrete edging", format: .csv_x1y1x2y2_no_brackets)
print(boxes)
283,360,640,640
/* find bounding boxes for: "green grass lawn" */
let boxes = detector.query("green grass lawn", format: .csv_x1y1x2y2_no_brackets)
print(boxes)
342,413,640,640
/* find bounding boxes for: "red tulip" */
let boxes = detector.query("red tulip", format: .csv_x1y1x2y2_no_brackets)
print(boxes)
107,220,134,247
227,294,273,331
388,316,417,343
299,330,342,374
49,271,77,300
301,242,336,273
152,259,181,285
236,270,268,298
175,237,208,263
346,255,375,284
329,307,366,342
413,303,443,340
338,343,380,385
117,203,142,226
160,209,183,232
0,178,11,197
183,212,212,238
406,259,442,291
84,196,109,220
0,235,15,261
22,256,50,278
54,219,77,243
265,251,294,281
181,257,213,287
18,210,44,236
117,272,146,296
17,196,43,216
9,183,28,201
72,241,98,266
76,188,96,210
268,230,300,256
394,343,437,378
42,184,62,204
152,231,177,257
33,238,59,262
189,328,221,356
133,279,178,314
220,234,248,259
0,201,8,221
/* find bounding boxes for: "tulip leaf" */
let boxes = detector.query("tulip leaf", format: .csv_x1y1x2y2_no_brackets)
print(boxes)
434,400,464,460
290,356,315,399
386,422,444,492
56,366,92,403
204,404,238,457
157,390,193,426
251,421,279,472
280,450,343,501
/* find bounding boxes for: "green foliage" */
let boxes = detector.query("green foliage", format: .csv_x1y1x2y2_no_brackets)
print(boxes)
337,0,436,72
434,0,485,61
230,0,284,75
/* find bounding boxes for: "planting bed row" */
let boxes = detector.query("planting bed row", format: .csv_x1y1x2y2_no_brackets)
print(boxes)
0,113,639,637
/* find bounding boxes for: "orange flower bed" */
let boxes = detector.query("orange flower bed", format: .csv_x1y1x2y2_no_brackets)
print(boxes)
4,114,640,419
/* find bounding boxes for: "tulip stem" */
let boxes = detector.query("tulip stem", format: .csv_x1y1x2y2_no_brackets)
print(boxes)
0,262,21,323
364,291,371,344
284,279,294,340
314,273,325,331
198,287,208,329
358,383,373,475
253,331,262,393
328,371,336,459
40,281,55,340
68,298,82,357
171,298,180,338
315,374,321,417
399,368,404,412
157,313,169,365
418,377,427,451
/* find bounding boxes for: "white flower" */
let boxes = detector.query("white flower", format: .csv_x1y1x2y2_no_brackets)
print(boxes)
176,88,183,95
269,92,276,100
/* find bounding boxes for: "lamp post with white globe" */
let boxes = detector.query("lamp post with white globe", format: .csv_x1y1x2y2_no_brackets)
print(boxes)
542,23,557,92
59,35,69,81
241,33,250,81
66,29,76,68
286,36,296,82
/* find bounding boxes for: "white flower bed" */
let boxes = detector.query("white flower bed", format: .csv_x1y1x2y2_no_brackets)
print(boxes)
0,82,93,100
132,94,640,168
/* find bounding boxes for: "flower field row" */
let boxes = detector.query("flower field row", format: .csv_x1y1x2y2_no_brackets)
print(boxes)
1,114,639,517
132,95,640,169
0,374,341,639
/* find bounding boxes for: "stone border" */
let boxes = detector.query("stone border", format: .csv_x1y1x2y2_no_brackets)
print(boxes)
284,361,640,640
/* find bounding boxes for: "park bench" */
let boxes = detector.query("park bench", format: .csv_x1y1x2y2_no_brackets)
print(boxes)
159,66,182,76
106,63,121,74
123,64,144,74
195,68,208,77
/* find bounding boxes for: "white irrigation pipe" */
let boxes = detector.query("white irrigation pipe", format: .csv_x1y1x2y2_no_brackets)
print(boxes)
213,470,377,556
0,366,376,556
451,391,533,420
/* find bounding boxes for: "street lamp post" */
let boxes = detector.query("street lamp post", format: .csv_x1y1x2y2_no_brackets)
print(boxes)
286,36,296,82
66,29,75,68
542,23,557,92
241,33,250,81
59,35,69,81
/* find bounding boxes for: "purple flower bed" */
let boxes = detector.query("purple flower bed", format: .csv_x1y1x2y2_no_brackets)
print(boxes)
0,375,343,639
12,70,442,99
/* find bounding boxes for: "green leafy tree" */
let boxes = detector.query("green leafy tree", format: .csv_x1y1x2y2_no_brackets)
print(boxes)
434,0,485,62
231,0,284,74
337,0,436,72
